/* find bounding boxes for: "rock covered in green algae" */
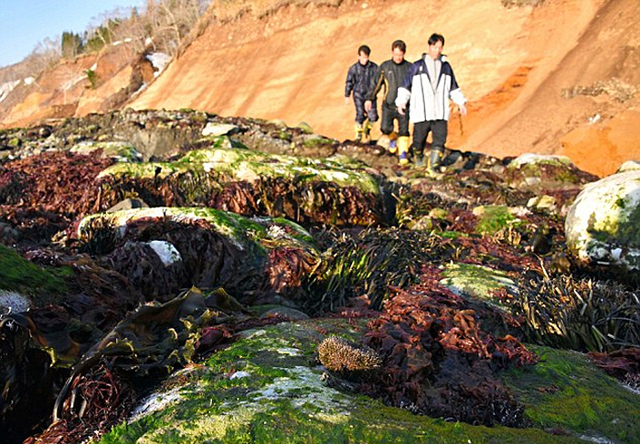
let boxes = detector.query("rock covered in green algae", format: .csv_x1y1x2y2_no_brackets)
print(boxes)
77,206,315,251
439,262,518,308
76,207,320,305
95,145,385,227
0,244,67,310
96,319,637,444
99,145,380,194
503,346,640,443
565,169,640,276
506,153,596,191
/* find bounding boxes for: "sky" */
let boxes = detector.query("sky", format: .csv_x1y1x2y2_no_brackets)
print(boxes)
0,0,145,68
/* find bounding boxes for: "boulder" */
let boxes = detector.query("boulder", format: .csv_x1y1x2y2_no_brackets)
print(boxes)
96,146,384,226
439,262,518,309
76,207,320,304
70,140,142,162
201,122,239,137
565,170,640,275
506,153,596,191
617,160,640,174
95,319,639,444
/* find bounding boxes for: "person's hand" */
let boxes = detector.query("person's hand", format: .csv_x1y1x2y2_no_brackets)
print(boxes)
459,103,467,116
345,97,350,105
397,104,406,115
364,100,372,112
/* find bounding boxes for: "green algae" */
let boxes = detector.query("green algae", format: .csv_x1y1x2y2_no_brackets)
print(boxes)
302,136,332,148
98,321,596,444
474,205,522,235
98,147,380,195
77,207,317,256
0,244,67,304
503,346,640,442
440,262,516,307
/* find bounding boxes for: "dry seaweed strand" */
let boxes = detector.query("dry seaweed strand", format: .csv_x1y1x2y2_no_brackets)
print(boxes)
25,358,136,444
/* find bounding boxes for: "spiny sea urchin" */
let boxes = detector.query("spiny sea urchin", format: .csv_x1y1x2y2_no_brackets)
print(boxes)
317,336,381,379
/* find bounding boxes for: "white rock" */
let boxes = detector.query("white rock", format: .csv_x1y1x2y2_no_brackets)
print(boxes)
148,240,182,266
0,290,30,314
509,153,573,169
616,160,640,174
565,170,640,273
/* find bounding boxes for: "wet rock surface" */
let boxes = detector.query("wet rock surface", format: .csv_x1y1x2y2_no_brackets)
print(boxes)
0,109,637,444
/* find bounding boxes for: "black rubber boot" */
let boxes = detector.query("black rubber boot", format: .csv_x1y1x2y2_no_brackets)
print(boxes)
426,149,444,177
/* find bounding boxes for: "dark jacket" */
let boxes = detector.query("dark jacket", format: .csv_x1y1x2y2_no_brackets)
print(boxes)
345,61,378,98
366,58,411,106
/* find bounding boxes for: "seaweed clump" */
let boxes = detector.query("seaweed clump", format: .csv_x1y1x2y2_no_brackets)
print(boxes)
0,151,112,244
511,275,640,352
361,268,537,427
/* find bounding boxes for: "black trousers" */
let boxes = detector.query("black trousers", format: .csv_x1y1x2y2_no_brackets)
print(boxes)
354,94,378,124
411,120,448,156
380,102,409,137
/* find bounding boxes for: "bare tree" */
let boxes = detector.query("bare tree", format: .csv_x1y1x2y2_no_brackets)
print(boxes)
143,0,210,55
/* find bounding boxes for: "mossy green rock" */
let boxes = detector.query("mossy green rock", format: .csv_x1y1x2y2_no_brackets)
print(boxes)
0,244,67,308
472,205,523,235
77,206,316,253
503,346,640,442
98,318,639,444
565,170,640,273
507,153,582,190
439,262,517,308
99,146,380,195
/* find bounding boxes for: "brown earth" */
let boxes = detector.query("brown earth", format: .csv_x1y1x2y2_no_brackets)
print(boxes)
1,0,639,177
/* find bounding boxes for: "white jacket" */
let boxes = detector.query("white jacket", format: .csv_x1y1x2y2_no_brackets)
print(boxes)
396,54,466,123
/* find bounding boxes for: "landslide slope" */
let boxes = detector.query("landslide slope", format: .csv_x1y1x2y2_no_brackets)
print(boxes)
2,0,639,177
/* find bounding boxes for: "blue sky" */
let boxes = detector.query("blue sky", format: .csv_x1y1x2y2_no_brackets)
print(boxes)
0,0,145,68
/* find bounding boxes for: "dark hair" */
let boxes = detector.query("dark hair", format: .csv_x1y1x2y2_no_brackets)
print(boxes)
358,45,371,56
391,40,406,53
428,33,445,46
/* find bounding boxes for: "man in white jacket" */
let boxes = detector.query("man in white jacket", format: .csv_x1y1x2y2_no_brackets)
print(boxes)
396,33,467,175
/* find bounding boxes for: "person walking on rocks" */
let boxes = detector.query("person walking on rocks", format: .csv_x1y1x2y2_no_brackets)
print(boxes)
396,33,467,175
365,39,412,164
345,44,379,143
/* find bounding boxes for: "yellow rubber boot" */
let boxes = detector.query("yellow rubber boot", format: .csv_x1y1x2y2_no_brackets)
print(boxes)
388,132,398,154
354,123,363,142
397,136,410,165
362,120,373,144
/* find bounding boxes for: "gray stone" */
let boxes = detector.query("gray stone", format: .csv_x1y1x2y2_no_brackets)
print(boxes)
261,306,309,321
202,122,239,137
106,198,149,213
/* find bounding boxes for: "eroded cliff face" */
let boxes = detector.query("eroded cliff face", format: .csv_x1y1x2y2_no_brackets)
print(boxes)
2,0,639,176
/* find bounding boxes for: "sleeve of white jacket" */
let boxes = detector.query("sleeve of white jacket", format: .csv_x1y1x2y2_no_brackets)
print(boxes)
395,87,411,108
450,88,466,107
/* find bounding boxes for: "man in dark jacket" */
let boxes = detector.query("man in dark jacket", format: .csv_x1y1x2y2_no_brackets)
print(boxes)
345,45,379,143
365,40,411,164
